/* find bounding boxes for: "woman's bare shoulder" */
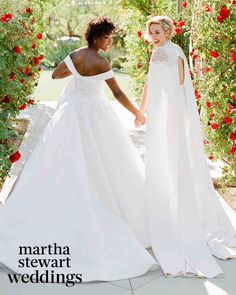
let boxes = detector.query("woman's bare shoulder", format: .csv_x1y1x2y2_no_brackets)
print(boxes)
97,56,112,72
70,47,88,59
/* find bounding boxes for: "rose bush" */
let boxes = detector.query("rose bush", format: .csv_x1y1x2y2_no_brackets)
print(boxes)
193,0,236,186
0,0,47,183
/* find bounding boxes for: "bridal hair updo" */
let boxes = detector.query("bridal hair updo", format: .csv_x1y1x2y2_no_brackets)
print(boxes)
145,16,175,42
83,16,115,47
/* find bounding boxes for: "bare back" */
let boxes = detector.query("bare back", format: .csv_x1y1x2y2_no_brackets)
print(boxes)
70,48,111,77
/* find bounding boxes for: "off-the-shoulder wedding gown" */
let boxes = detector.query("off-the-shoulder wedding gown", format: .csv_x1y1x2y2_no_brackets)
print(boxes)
0,55,158,282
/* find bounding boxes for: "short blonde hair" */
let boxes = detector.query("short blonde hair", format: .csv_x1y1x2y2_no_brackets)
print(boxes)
145,16,175,42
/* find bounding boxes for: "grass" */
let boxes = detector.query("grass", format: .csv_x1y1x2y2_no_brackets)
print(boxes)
33,69,134,102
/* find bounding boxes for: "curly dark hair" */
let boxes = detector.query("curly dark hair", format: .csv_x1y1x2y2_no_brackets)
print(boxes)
83,16,115,47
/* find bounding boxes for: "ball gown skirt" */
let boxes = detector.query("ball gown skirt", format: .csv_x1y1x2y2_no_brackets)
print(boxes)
0,55,158,282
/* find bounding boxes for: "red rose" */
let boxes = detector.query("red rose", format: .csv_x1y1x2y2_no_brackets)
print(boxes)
217,15,224,23
137,31,142,38
230,132,236,141
219,6,230,19
190,49,194,56
19,103,27,110
32,41,37,49
34,57,40,66
1,13,13,23
210,113,215,119
23,7,33,14
10,72,16,80
137,62,142,69
20,79,24,84
232,95,236,101
182,1,187,8
38,54,44,60
231,52,236,62
24,67,31,75
2,95,11,103
229,145,236,154
28,99,35,105
37,33,43,40
195,90,201,100
210,50,219,58
9,151,21,163
228,103,234,110
202,66,212,74
30,18,35,24
178,21,185,27
232,1,236,5
14,46,22,54
211,122,218,130
30,57,40,66
223,116,233,125
205,4,213,14
208,156,213,160
175,27,182,35
206,102,211,108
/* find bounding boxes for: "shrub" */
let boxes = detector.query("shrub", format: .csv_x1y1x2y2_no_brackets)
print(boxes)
193,0,236,186
0,0,47,182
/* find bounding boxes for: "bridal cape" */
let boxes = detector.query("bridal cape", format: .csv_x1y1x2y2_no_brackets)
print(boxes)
0,55,158,282
145,40,236,278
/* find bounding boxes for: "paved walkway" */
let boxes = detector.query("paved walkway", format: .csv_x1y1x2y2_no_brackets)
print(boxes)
0,101,236,295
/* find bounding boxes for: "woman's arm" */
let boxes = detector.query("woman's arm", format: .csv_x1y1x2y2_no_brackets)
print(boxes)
139,79,148,114
52,61,72,79
178,57,185,85
106,77,145,126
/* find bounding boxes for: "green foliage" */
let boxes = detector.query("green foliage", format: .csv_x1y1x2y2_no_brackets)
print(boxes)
192,0,236,186
0,0,47,182
42,0,128,67
45,38,84,68
121,0,192,101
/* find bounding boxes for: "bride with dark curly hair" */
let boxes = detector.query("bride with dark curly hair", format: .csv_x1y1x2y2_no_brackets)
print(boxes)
0,16,158,283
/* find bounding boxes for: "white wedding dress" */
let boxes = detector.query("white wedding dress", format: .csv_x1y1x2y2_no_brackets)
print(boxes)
0,55,158,282
145,39,236,278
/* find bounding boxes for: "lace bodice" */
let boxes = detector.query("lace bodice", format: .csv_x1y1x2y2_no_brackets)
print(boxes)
150,40,183,67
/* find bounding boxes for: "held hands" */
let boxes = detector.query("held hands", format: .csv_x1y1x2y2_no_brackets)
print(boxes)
135,111,146,128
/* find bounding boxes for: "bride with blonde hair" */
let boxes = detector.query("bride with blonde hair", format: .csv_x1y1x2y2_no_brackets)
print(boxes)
138,15,236,278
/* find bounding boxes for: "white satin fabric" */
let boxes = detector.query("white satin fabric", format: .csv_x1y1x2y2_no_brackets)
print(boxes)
0,55,159,282
145,40,236,278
